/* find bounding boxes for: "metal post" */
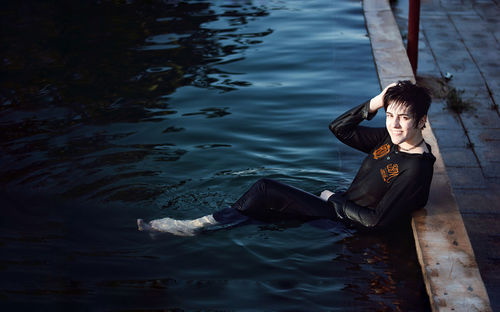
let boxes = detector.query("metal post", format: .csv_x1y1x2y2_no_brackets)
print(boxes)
407,0,421,75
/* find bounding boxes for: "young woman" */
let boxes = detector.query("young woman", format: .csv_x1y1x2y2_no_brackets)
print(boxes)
137,81,435,236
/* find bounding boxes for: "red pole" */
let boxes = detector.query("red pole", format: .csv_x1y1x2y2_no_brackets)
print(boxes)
407,0,421,76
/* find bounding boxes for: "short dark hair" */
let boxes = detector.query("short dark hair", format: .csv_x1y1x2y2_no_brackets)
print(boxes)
383,80,431,126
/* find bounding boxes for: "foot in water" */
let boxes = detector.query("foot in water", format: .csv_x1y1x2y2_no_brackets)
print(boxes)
137,215,218,237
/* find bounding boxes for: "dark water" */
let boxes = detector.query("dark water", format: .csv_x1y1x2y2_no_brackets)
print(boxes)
1,0,429,310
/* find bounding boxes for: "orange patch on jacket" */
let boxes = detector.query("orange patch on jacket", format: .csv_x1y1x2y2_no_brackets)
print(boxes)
380,163,399,183
373,143,390,160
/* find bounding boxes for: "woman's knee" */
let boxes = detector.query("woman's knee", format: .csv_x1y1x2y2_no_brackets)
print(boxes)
241,178,278,200
253,178,279,191
255,178,271,185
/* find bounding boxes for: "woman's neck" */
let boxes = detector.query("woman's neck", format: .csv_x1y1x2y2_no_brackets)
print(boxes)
398,133,426,154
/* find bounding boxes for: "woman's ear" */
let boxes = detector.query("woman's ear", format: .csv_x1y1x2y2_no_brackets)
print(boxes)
419,115,427,129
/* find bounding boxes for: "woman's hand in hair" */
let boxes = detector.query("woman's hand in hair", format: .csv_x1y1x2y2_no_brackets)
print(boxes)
369,82,397,113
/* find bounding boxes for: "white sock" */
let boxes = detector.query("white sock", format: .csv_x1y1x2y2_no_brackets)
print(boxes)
138,214,218,236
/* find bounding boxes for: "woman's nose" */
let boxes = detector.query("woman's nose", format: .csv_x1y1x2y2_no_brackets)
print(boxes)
392,117,401,128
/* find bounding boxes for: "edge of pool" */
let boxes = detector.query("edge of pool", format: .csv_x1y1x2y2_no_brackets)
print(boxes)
361,1,492,311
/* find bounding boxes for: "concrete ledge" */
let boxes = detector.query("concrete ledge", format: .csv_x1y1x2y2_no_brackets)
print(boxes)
362,0,492,311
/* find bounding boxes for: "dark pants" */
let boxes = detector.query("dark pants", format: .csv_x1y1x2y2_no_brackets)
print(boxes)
213,178,336,225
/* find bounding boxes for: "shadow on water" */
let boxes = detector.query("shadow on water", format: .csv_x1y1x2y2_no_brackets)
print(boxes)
1,1,265,115
0,0,270,200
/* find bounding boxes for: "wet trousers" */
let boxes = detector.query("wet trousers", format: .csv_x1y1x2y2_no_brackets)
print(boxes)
213,178,337,224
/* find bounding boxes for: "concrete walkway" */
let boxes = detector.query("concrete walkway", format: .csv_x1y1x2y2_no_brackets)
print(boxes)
390,0,500,310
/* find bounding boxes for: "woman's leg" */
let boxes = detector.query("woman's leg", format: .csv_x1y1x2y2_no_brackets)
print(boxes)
138,178,335,236
223,178,336,222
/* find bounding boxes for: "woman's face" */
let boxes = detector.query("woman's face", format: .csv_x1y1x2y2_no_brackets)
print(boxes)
385,102,423,145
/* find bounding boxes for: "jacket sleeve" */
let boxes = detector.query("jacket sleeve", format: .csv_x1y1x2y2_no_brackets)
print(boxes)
328,162,433,229
329,100,387,154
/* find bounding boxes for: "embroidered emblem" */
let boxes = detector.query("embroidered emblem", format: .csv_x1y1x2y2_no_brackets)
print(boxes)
373,143,390,160
380,163,399,183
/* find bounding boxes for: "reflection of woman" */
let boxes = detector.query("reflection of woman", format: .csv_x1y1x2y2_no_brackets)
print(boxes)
138,81,435,236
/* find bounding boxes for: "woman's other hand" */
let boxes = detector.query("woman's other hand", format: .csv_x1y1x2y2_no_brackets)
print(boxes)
320,190,334,201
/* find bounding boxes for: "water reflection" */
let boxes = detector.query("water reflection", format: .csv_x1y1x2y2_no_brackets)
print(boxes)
336,227,430,311
1,0,271,198
182,107,231,118
1,1,268,119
